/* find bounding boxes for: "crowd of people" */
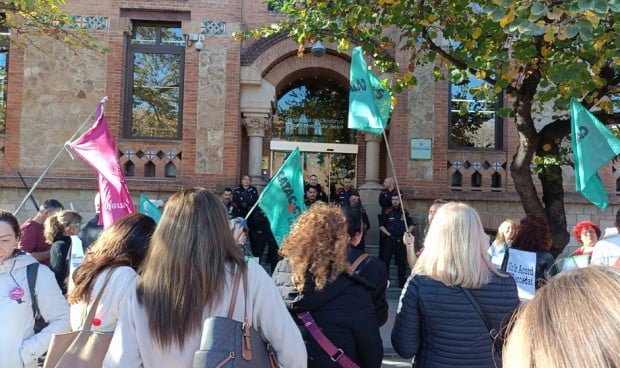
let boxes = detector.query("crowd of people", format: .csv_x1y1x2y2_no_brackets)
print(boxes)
0,174,619,368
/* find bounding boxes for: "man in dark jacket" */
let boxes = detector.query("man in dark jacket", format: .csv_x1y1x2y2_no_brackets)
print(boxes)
232,175,258,218
331,177,359,207
304,174,328,203
379,194,414,288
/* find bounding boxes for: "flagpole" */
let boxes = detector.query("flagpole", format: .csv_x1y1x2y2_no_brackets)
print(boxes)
381,129,416,267
14,97,108,215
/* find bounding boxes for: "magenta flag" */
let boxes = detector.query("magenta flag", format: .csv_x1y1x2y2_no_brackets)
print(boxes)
70,102,135,228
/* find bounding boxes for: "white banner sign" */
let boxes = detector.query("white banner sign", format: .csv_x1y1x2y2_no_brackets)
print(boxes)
505,249,537,300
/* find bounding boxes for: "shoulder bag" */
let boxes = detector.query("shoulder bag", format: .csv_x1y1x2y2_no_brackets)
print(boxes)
43,268,116,368
193,265,278,368
297,311,360,368
460,287,503,364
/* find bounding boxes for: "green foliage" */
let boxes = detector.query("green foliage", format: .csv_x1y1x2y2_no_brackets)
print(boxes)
242,0,619,115
0,0,102,52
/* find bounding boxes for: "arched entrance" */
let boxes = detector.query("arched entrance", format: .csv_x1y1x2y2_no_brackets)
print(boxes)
271,76,357,198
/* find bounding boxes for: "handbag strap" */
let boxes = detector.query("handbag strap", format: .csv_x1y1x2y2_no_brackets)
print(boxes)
82,267,116,332
227,266,242,319
459,287,502,354
297,311,360,368
350,253,370,272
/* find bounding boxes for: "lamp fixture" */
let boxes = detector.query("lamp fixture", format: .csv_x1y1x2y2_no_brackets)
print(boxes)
184,33,205,52
311,40,326,57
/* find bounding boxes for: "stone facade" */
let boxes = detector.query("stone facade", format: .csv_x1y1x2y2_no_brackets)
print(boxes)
1,0,618,251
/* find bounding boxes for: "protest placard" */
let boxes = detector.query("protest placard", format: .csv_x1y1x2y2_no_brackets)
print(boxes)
504,249,537,300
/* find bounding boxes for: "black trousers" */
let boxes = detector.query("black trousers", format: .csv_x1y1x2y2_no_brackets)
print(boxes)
379,236,408,288
249,229,280,274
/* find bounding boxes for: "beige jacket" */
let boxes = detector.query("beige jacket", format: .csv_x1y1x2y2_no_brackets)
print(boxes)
103,260,307,367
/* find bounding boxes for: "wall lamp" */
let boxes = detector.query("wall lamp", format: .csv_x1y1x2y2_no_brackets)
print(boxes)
185,34,205,52
311,40,326,57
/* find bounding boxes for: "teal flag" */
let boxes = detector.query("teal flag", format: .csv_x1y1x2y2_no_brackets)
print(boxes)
138,194,162,223
348,46,392,135
258,147,306,245
570,98,620,210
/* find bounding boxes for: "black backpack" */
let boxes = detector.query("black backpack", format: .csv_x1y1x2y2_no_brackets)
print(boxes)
26,263,49,333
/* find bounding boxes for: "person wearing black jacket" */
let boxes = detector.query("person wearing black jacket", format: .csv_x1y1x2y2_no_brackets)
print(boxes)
343,207,388,327
272,205,383,368
304,174,329,203
232,175,258,218
379,194,414,288
45,210,83,295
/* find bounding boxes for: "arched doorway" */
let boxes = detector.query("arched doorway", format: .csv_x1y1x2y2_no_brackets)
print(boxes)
271,77,357,199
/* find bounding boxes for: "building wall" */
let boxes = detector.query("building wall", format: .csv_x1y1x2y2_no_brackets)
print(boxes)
0,0,618,247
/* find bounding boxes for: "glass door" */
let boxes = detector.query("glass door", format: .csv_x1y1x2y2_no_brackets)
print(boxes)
270,141,358,201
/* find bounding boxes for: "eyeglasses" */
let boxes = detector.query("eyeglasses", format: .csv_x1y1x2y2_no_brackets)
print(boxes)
70,223,82,228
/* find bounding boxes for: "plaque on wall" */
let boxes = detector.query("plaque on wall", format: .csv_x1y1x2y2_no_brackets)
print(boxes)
410,138,432,160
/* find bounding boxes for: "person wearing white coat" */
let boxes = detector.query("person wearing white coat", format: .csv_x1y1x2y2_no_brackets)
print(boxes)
0,209,70,368
68,213,156,334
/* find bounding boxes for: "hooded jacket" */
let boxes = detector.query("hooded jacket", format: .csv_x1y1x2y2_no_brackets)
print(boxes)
0,252,70,368
272,259,383,368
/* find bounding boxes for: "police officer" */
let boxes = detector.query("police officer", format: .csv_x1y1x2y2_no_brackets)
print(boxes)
222,187,240,219
379,194,414,288
232,175,258,218
247,207,280,274
331,177,360,207
304,174,329,203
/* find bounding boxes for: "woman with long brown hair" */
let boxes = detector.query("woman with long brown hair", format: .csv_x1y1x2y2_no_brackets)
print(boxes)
68,213,156,333
104,188,305,367
272,203,383,368
45,210,83,294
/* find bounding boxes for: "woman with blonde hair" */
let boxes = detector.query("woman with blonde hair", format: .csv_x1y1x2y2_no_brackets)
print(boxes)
503,266,620,368
45,210,83,294
488,219,516,269
104,188,305,367
68,213,156,333
272,203,383,368
391,202,519,367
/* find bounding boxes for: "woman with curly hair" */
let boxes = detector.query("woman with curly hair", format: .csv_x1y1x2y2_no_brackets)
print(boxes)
45,210,83,294
68,213,156,333
272,203,383,368
503,266,620,368
509,214,555,289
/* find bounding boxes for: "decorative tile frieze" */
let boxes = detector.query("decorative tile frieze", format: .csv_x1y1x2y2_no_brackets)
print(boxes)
67,15,109,31
200,20,225,35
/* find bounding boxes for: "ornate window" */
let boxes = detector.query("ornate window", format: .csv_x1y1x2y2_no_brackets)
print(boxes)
123,22,185,139
449,74,503,149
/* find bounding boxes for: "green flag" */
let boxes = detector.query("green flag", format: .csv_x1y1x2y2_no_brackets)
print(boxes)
138,194,162,223
348,46,392,135
570,98,620,210
258,147,306,245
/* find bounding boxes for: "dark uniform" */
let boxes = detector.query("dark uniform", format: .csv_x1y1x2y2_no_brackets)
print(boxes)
225,201,240,219
232,184,258,218
247,207,280,274
78,214,103,252
331,187,360,207
380,205,413,288
304,183,329,203
378,187,398,255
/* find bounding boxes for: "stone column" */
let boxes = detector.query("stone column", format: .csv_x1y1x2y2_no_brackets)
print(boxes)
360,132,383,189
242,114,271,186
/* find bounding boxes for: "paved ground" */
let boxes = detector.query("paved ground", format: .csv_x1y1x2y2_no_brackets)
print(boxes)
380,288,413,367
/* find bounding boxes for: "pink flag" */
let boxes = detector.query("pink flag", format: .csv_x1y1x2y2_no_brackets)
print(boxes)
70,102,135,228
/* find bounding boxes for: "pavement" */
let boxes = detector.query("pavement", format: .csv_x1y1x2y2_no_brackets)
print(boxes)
380,288,413,367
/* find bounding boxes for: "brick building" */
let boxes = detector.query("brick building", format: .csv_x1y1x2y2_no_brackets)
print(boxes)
0,0,617,249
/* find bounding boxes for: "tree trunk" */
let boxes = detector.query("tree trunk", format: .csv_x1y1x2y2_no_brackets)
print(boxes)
509,71,570,256
510,73,546,220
